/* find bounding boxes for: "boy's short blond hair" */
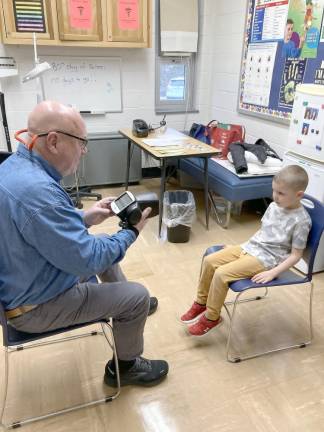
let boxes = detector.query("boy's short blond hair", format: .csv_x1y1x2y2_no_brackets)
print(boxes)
273,165,308,191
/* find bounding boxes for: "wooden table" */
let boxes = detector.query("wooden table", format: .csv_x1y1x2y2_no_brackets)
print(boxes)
119,128,219,236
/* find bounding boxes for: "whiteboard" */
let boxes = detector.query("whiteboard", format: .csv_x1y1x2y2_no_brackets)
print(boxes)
40,56,122,112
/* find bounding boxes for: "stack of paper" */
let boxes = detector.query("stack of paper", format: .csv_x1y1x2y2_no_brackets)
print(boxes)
143,138,188,147
142,128,189,148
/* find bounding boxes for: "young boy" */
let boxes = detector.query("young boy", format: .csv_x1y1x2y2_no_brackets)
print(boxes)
282,19,305,58
181,165,311,337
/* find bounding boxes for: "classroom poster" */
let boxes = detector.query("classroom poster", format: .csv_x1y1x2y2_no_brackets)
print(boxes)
69,0,92,29
239,0,324,123
304,103,324,154
279,58,306,108
118,0,139,30
301,0,324,57
13,0,46,33
285,0,324,59
321,18,324,40
314,59,324,83
242,42,277,107
295,99,324,152
251,0,289,42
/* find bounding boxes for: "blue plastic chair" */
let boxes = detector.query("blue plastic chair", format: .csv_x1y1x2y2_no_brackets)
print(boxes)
203,195,324,363
0,304,120,429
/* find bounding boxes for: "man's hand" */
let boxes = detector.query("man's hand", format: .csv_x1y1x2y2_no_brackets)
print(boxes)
133,207,152,233
83,197,116,226
251,269,277,284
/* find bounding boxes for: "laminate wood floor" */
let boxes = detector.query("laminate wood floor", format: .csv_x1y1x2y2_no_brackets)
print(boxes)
1,178,324,432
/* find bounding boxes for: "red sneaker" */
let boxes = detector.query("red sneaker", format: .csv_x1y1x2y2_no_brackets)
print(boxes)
188,314,223,337
180,302,206,324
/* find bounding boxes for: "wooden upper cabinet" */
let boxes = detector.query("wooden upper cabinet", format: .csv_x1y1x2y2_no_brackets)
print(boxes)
107,0,148,44
1,0,53,40
0,0,151,47
57,0,103,41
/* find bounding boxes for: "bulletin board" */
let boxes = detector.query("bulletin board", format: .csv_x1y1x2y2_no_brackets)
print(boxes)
41,56,122,112
238,0,324,124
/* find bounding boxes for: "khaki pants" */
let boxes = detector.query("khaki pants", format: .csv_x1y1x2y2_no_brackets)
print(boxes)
197,245,266,320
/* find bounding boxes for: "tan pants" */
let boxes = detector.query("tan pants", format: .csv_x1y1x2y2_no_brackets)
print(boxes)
197,245,266,320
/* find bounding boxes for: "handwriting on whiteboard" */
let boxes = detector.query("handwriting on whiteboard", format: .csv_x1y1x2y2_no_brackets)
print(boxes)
48,61,113,92
50,61,106,72
41,56,122,112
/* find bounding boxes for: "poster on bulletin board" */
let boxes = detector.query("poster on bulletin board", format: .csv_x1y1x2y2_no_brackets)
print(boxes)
287,84,324,161
238,0,324,124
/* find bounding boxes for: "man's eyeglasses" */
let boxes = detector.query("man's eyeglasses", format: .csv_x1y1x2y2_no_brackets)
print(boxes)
15,129,88,150
38,131,88,150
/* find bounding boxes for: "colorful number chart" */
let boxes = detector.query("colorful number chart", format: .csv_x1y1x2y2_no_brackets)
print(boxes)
13,0,46,33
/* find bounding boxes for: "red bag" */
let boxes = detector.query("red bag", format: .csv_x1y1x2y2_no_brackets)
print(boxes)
206,120,245,158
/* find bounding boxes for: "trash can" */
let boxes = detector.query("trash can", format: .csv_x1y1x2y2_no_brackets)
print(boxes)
163,190,196,243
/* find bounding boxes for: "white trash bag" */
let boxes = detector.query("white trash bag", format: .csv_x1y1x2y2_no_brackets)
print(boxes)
162,190,196,228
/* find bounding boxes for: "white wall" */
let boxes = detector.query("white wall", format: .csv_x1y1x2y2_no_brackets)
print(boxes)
0,1,211,153
208,0,290,156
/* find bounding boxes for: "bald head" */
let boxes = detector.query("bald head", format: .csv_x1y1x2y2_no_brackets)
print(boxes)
27,101,87,177
28,100,84,137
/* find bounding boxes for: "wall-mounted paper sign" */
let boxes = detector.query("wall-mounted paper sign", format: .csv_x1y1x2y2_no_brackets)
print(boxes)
0,57,18,78
288,84,324,162
69,0,92,29
118,0,139,30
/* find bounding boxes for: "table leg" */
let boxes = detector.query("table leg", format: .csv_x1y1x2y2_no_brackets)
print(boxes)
209,192,232,229
125,139,131,190
159,160,167,236
204,157,209,229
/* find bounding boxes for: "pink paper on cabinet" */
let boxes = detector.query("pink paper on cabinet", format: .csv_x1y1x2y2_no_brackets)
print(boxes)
69,0,92,29
118,0,139,30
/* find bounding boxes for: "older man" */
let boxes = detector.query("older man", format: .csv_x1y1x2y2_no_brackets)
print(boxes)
0,101,168,387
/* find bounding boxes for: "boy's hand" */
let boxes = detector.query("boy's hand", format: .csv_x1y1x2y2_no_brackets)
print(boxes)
251,270,277,284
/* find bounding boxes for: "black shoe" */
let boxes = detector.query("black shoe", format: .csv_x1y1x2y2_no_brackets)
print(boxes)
148,296,158,316
104,357,169,387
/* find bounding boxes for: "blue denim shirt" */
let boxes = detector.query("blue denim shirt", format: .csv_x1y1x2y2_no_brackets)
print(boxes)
0,144,136,310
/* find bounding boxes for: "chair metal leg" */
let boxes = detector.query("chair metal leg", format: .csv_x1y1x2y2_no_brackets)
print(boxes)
309,281,314,343
226,291,244,363
1,322,120,429
0,348,9,429
223,288,269,321
101,322,121,394
226,283,313,363
9,330,104,352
